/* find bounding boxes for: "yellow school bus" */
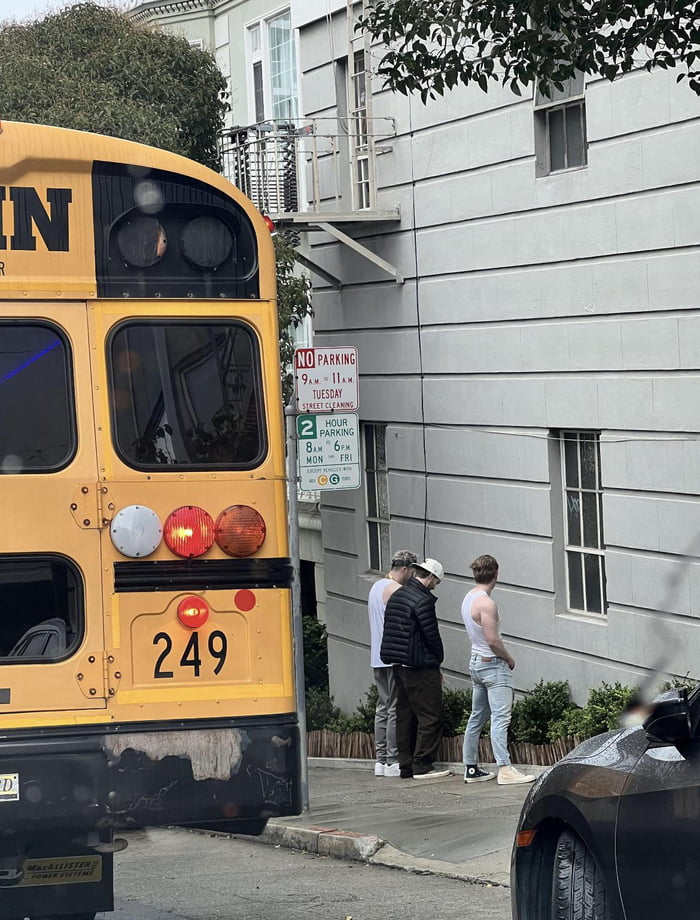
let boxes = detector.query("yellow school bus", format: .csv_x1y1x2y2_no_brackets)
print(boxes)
0,120,300,920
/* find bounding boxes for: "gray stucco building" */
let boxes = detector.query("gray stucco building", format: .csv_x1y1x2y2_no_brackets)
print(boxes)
129,0,700,711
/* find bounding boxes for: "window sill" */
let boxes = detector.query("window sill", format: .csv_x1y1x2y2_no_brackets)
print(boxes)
538,163,588,178
556,610,608,624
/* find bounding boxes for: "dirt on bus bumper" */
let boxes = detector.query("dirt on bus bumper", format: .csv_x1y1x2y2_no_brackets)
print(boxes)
0,716,302,836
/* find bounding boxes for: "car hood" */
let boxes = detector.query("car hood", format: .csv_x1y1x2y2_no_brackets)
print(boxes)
518,726,649,822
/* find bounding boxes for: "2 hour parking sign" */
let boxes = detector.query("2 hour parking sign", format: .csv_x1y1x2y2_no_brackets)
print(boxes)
297,413,361,491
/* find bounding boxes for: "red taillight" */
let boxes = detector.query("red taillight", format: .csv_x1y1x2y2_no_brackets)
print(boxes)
177,595,209,629
163,506,214,558
214,505,266,557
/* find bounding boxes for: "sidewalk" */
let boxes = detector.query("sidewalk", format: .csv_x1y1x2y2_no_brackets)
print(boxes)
252,758,549,886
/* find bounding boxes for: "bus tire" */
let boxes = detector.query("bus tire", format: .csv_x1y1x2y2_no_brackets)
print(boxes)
552,829,610,920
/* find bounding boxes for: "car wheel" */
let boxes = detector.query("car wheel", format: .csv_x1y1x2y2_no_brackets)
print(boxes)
552,828,610,920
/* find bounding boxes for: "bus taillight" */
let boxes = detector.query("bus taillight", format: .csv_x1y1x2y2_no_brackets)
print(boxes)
214,505,266,557
163,506,215,558
177,595,209,629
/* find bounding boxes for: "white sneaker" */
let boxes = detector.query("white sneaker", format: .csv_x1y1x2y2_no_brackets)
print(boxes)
384,763,401,777
497,765,535,785
412,768,451,779
374,762,385,776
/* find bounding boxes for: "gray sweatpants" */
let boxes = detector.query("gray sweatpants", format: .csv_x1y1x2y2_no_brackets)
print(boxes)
373,666,398,764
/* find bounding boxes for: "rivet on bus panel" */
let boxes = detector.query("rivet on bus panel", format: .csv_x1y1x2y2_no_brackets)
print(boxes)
83,519,91,526
88,656,95,663
89,688,96,695
114,671,121,679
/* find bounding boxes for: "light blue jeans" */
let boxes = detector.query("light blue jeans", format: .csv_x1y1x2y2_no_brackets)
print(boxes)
462,653,514,767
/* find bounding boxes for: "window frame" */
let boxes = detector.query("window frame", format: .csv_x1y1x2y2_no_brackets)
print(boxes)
349,48,371,210
0,553,84,664
364,422,390,574
560,430,607,616
107,318,267,473
245,8,299,124
0,320,76,474
534,74,587,176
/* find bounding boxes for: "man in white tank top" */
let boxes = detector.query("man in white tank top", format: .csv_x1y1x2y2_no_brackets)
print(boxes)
461,554,535,786
367,550,417,777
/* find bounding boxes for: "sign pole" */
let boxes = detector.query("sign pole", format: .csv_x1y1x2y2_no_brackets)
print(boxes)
285,394,309,812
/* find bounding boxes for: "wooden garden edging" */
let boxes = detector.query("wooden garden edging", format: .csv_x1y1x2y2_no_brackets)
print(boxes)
307,730,580,766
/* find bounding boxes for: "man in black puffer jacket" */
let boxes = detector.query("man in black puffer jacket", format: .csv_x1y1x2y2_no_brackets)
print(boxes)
380,558,450,780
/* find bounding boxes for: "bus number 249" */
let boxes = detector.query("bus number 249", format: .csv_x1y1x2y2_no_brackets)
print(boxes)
153,630,228,678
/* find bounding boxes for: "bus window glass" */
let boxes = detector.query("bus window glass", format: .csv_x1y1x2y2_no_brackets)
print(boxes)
0,556,82,663
110,322,266,468
0,324,75,473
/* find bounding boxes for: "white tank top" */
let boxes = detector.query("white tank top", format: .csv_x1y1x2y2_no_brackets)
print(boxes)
368,577,392,668
461,589,495,657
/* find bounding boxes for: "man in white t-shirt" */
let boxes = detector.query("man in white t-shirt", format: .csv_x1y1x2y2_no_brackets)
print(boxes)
367,550,417,777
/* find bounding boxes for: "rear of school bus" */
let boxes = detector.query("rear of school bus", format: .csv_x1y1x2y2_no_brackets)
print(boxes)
0,121,301,919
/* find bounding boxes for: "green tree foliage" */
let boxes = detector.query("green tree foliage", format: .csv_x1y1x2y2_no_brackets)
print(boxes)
306,686,341,730
275,234,313,406
442,687,473,736
0,3,313,397
360,1,700,102
302,614,330,691
327,685,379,733
0,3,227,170
510,680,575,745
548,681,637,741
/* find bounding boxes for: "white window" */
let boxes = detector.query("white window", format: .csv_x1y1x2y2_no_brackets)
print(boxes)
246,10,298,124
561,431,607,615
364,424,390,573
350,49,371,209
535,74,587,176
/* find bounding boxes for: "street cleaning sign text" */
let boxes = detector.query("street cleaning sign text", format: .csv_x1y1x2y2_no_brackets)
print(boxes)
294,346,358,413
297,413,361,491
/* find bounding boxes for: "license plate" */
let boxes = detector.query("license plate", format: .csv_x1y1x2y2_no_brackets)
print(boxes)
0,773,19,802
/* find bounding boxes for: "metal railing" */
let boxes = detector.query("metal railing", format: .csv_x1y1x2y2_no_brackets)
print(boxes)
219,117,396,218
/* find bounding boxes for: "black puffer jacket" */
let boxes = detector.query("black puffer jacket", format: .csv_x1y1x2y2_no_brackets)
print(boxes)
380,577,444,668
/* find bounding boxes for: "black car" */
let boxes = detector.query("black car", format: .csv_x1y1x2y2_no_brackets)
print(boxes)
511,688,700,919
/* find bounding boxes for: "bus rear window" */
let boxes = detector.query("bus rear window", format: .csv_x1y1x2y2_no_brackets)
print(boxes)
0,555,82,663
0,324,75,473
109,321,267,469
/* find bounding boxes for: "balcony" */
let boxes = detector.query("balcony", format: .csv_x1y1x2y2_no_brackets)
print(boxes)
219,118,402,287
219,117,400,226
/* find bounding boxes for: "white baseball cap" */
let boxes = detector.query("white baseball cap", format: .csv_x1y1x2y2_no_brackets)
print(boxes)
412,558,444,582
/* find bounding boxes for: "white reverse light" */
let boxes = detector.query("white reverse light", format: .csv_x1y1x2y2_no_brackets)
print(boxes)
110,505,163,558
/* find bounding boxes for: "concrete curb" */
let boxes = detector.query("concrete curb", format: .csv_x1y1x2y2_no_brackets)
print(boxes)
255,819,384,861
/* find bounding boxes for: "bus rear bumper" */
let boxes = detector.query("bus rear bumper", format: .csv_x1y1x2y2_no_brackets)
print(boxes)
0,717,302,838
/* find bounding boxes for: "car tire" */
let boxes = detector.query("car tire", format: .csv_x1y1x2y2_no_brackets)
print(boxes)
552,828,610,920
